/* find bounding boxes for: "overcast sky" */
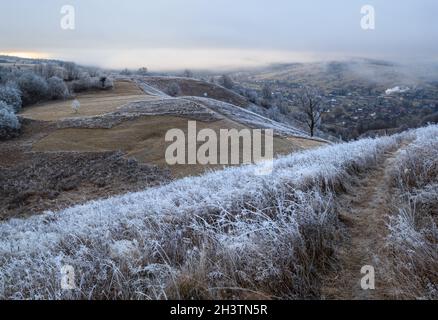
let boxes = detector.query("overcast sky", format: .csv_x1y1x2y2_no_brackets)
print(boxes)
1,0,437,70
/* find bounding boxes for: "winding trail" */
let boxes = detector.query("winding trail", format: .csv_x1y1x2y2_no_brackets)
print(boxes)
321,145,407,300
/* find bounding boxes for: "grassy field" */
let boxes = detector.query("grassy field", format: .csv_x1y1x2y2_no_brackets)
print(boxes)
33,115,322,177
19,80,156,121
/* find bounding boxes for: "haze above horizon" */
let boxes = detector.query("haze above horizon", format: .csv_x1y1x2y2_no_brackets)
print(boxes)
1,0,437,71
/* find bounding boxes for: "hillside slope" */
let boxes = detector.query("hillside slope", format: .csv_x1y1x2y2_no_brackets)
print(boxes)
139,76,250,108
230,59,438,140
1,125,436,299
22,77,325,175
2,77,324,218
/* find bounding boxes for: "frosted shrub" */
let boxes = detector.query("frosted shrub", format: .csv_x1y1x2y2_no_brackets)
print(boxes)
71,73,91,92
17,72,49,106
0,84,22,112
167,82,181,96
99,77,114,90
266,106,282,122
0,101,20,139
72,74,114,92
71,99,80,114
62,62,80,81
47,76,69,100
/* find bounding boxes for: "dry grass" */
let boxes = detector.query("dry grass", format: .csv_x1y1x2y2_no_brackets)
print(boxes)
0,132,401,300
33,115,321,177
19,81,155,121
20,78,324,178
386,126,438,299
0,151,171,220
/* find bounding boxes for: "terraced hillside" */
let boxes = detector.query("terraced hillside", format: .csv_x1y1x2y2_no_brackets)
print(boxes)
1,77,325,219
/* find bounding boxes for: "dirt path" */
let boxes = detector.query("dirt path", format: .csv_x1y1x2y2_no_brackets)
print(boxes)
321,146,405,300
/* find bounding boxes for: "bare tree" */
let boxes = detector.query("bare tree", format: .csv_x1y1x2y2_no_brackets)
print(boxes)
220,75,234,89
262,84,272,100
182,69,193,78
137,67,148,76
120,68,132,76
167,82,181,96
297,86,325,137
62,62,80,81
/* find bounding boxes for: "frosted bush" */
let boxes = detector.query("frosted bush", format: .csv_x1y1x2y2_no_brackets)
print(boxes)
17,72,49,105
109,240,139,260
72,74,114,92
71,73,91,92
47,76,69,100
167,82,181,96
100,77,114,89
0,101,20,139
0,84,22,112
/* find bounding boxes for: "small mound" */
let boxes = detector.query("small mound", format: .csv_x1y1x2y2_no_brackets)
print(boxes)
140,76,250,107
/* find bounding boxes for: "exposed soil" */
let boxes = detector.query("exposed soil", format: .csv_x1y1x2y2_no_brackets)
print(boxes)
321,146,405,300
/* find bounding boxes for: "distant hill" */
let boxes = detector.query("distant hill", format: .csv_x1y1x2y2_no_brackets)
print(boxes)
227,58,438,140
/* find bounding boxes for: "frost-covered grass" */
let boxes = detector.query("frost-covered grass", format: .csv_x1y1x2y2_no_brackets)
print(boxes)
0,132,402,299
387,125,438,299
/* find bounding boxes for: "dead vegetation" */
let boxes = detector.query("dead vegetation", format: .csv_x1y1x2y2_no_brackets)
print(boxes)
385,127,438,299
0,132,401,300
0,151,171,220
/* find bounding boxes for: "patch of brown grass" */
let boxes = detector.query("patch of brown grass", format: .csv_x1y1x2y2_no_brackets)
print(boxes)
33,115,319,178
19,81,155,121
